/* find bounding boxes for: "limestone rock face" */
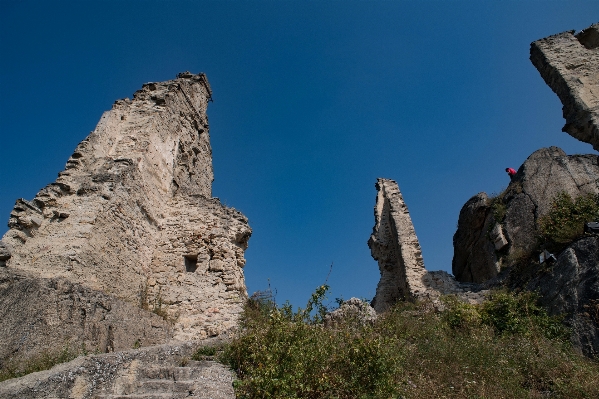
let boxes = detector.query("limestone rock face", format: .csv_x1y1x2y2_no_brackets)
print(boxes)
369,178,487,312
452,193,499,283
323,298,377,328
0,341,235,399
0,268,172,362
453,147,599,283
0,72,251,358
0,241,10,267
521,236,599,358
531,23,599,151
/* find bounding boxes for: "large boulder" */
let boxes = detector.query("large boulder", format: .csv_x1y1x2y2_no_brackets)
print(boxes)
453,147,599,284
520,236,599,358
452,193,499,282
369,179,488,312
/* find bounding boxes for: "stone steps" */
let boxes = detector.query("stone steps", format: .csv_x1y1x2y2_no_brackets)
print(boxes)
94,360,234,399
0,341,236,399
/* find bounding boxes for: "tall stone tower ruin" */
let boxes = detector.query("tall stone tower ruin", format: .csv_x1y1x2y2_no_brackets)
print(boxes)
0,72,251,360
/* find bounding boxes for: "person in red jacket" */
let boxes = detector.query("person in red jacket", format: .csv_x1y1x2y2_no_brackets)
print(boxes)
506,167,517,180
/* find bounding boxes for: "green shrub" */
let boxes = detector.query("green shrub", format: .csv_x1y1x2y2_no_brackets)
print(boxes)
223,287,599,398
442,296,481,330
539,192,599,250
478,290,568,340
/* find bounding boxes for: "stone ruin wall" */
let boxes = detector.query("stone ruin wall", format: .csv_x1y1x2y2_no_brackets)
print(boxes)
368,178,485,313
0,73,251,359
531,23,599,151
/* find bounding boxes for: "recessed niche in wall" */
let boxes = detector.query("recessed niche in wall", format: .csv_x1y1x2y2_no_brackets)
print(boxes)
184,255,198,273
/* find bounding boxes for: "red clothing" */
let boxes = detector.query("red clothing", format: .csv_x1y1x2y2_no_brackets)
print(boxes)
506,168,517,176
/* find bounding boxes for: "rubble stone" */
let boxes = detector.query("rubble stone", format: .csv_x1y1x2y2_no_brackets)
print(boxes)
0,340,235,399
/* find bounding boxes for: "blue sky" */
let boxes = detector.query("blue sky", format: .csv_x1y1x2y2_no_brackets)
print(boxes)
0,1,597,308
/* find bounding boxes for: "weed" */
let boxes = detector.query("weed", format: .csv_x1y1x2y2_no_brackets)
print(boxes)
0,346,80,383
139,282,173,322
223,286,598,398
503,247,534,268
441,296,481,330
478,290,568,340
539,192,599,251
151,287,169,320
139,280,150,311
191,344,226,361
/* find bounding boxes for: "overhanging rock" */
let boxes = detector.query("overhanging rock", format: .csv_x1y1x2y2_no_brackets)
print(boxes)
531,23,599,151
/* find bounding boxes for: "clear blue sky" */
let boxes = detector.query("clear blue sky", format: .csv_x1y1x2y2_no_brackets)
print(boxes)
0,1,597,308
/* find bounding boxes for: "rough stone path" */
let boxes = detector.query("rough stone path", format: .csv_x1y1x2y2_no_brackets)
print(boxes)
93,360,234,399
0,341,236,399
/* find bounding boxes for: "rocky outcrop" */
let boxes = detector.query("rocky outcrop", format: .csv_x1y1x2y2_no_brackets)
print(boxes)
453,146,599,356
0,72,252,361
0,268,172,363
323,298,377,328
531,23,599,151
368,178,427,311
452,193,500,282
519,236,599,358
369,179,487,312
0,241,10,267
453,147,599,283
0,341,235,399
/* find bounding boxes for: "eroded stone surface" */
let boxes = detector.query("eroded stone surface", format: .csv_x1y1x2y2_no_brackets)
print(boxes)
1,73,251,356
0,341,235,399
368,178,428,311
324,298,377,328
369,178,487,312
531,23,599,151
518,236,599,358
452,193,500,283
453,147,599,284
0,268,172,363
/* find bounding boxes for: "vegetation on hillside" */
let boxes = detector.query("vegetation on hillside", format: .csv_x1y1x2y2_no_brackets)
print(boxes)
208,286,599,399
538,192,599,252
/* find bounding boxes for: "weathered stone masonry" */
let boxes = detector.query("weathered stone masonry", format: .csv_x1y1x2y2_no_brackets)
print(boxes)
368,178,484,313
0,72,251,361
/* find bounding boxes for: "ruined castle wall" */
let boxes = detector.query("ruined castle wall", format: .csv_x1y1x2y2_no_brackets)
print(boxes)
0,73,251,359
369,179,486,312
531,23,599,151
368,178,428,312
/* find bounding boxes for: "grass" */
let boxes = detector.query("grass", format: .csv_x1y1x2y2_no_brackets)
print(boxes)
219,287,599,399
0,346,81,383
